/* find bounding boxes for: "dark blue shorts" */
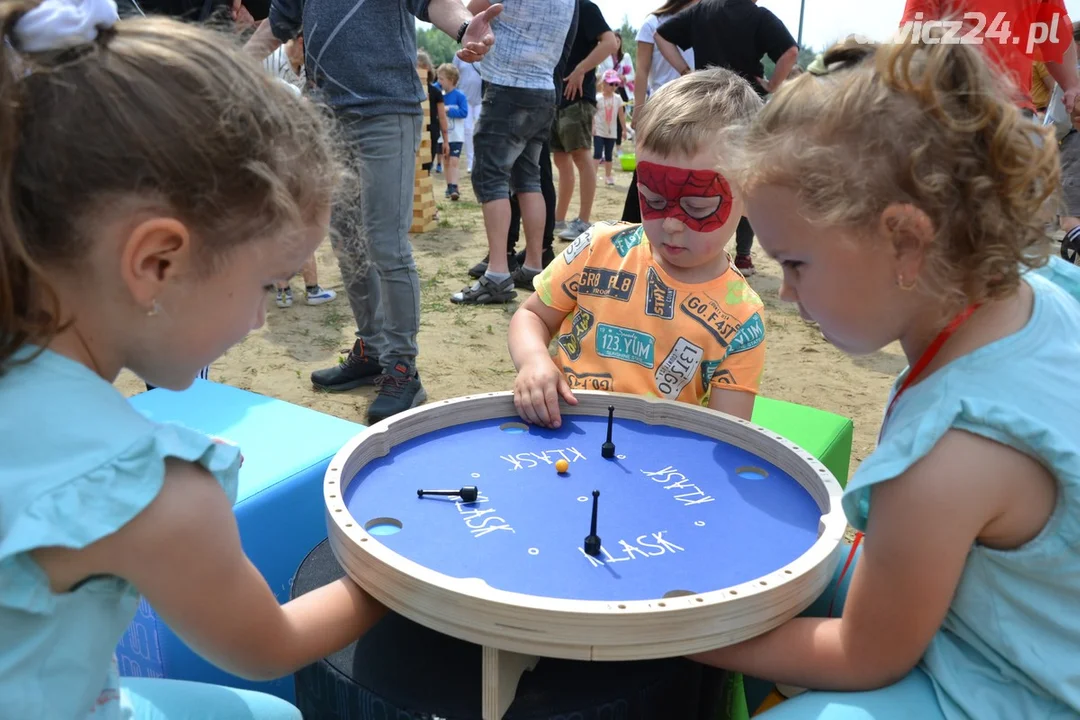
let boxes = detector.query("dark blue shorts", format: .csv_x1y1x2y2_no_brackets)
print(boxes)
447,141,463,158
593,136,616,162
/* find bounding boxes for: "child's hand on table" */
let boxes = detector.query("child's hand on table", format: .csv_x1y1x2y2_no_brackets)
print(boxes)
513,357,576,429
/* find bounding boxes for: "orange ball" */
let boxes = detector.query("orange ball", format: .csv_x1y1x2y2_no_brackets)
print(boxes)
555,458,570,473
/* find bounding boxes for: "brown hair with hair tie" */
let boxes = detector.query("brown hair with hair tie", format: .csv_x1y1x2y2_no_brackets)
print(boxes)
0,5,345,371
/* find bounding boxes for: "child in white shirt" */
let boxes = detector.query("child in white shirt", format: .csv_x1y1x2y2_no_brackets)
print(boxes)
593,69,627,186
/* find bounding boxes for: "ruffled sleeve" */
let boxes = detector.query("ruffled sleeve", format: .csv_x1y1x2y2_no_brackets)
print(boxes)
844,389,1080,554
0,423,241,614
841,393,956,532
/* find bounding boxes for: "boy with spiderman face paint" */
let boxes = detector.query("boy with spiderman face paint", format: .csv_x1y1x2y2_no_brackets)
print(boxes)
508,69,767,428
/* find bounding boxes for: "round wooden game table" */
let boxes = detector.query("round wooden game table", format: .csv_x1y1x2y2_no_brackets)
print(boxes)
324,391,846,719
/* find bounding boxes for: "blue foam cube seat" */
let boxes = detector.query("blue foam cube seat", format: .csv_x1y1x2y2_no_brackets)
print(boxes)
115,380,364,702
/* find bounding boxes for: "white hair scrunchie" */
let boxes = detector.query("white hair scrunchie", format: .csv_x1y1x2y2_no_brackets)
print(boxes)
13,0,119,53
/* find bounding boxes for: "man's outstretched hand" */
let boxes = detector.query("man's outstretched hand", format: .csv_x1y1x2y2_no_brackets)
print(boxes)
457,3,502,63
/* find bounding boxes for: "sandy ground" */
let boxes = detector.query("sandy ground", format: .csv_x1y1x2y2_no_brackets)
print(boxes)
115,159,905,473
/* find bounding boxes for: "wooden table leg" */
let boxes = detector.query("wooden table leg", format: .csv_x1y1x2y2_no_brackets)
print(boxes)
481,646,538,720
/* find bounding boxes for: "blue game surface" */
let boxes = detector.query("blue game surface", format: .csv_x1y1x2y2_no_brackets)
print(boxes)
343,415,822,602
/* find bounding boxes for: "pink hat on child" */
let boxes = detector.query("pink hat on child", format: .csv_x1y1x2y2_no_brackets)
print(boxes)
602,69,621,85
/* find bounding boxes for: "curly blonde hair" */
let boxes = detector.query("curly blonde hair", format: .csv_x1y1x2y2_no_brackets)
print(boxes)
734,37,1060,309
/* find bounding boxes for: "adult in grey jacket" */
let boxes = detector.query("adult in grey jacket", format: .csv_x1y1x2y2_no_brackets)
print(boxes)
245,0,500,424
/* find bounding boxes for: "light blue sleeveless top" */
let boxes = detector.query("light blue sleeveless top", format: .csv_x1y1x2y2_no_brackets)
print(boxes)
844,257,1080,719
0,348,240,719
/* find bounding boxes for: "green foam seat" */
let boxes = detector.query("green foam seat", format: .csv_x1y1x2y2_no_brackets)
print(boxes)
751,396,853,488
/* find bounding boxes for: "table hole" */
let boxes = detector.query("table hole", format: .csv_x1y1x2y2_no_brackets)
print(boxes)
328,479,336,483
735,465,769,481
499,421,528,434
760,580,768,586
729,590,738,596
329,495,336,499
618,604,627,609
345,523,353,528
364,517,403,536
360,537,368,542
657,602,666,608
694,521,705,527
528,548,539,555
784,569,793,575
663,589,696,599
695,597,704,603
334,508,342,513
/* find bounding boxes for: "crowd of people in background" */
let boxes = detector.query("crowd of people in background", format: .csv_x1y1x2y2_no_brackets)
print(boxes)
6,0,1080,718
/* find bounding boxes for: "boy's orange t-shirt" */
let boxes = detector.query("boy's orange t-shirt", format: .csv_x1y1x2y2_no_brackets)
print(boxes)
900,0,1073,111
533,222,766,405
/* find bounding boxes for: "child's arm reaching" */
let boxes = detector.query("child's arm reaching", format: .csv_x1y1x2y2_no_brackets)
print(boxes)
509,294,576,428
446,92,469,119
707,388,755,421
690,429,1055,690
704,313,765,421
34,459,388,681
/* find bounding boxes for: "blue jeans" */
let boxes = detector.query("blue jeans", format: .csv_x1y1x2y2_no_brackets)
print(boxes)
754,545,946,720
331,112,422,367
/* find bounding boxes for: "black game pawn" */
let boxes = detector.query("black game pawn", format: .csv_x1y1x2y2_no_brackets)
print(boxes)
601,405,616,459
417,485,479,503
583,490,602,556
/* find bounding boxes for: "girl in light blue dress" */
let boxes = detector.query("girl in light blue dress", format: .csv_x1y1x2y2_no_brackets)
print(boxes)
0,1,387,717
691,38,1080,719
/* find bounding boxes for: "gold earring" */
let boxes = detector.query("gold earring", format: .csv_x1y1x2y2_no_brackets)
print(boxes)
147,299,161,317
896,276,916,291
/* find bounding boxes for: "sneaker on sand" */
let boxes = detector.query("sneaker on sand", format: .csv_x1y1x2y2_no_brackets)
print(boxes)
310,339,382,392
368,362,427,424
558,217,591,241
450,274,517,305
734,254,756,276
305,286,337,305
275,287,293,308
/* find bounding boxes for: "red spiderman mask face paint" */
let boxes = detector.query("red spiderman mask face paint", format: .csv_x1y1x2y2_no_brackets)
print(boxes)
636,161,733,233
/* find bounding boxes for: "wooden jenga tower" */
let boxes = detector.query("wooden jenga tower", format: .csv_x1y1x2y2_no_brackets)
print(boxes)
411,66,438,234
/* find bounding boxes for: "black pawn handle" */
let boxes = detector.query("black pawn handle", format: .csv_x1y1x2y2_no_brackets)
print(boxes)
417,485,479,502
589,489,600,535
601,405,616,459
584,489,601,557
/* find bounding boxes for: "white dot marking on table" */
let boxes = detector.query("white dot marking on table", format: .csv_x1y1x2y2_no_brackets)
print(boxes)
695,521,705,527
617,454,626,460
578,496,589,502
471,472,480,478
528,548,540,555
